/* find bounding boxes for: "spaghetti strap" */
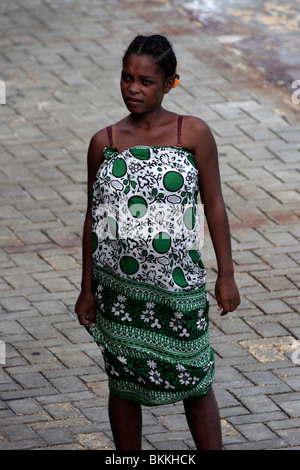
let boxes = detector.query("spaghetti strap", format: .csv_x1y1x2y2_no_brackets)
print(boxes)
177,115,183,147
106,125,113,147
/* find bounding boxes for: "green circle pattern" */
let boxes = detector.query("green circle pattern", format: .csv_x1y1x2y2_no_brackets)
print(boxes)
184,207,195,230
128,196,148,218
163,171,184,192
152,232,171,254
120,256,139,275
172,267,188,287
130,147,150,160
112,158,127,177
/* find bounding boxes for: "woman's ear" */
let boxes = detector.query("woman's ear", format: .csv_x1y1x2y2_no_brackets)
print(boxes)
164,76,175,94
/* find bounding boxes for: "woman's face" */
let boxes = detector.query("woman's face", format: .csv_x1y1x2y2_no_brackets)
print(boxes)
121,54,173,114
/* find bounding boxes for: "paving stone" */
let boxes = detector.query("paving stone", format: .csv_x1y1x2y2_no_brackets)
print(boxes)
273,399,300,418
0,423,41,443
275,427,300,447
225,437,287,450
74,432,114,450
236,422,279,442
154,439,192,450
6,398,43,416
9,372,52,390
35,427,76,446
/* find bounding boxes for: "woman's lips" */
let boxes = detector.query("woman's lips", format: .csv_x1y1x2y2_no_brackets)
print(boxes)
125,97,142,105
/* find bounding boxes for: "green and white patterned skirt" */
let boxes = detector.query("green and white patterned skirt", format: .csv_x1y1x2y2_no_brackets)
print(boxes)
85,264,215,406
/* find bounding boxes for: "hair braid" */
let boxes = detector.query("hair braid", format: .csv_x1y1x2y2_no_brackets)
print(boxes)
123,34,177,79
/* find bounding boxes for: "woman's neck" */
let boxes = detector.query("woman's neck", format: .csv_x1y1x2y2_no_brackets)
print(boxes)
128,107,169,130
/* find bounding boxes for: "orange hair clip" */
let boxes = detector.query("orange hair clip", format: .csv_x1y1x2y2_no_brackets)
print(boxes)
173,68,180,88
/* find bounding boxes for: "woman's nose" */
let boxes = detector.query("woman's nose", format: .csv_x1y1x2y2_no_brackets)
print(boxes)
128,81,140,94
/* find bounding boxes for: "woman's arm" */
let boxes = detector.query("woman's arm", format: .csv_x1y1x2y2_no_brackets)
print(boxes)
74,130,106,326
191,118,240,315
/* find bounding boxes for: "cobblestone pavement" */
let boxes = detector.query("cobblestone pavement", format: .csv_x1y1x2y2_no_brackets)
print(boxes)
0,0,300,451
176,0,300,91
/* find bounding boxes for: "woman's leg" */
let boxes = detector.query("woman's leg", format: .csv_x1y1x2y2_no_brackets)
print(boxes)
183,387,222,450
108,392,142,450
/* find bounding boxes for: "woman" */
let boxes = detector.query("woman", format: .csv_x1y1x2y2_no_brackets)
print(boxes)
75,34,240,450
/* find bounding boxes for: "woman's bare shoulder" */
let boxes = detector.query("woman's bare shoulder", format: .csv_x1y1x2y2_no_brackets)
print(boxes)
181,115,215,153
183,115,212,136
86,127,111,177
89,127,110,150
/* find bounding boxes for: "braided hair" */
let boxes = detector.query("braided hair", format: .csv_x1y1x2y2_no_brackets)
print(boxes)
123,34,177,79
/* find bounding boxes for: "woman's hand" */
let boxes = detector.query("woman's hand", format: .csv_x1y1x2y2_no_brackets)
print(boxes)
75,290,96,326
215,274,240,316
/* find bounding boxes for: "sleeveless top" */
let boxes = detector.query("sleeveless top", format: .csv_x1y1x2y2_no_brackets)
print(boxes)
86,115,215,406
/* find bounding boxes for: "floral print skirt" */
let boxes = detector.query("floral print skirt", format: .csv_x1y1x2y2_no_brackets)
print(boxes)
85,263,215,406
